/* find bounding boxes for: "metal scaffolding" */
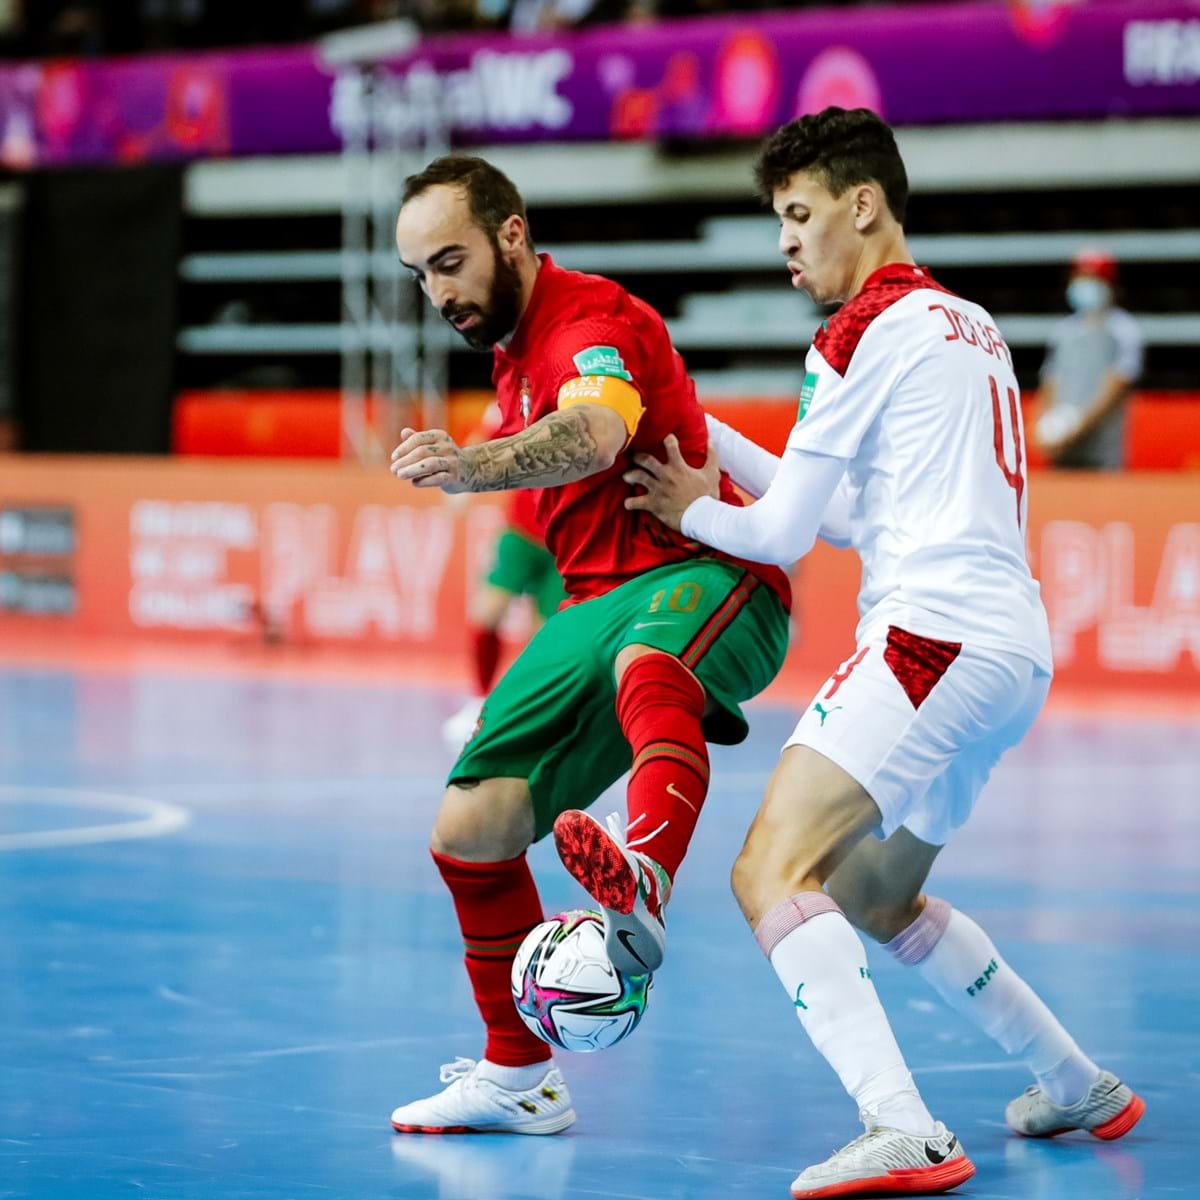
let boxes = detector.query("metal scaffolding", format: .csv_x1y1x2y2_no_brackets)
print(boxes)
321,20,451,463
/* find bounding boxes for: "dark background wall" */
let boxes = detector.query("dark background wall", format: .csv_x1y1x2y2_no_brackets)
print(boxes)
19,166,182,454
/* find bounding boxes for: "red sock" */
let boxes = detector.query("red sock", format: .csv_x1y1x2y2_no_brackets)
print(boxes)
471,627,502,694
432,850,551,1066
615,653,710,884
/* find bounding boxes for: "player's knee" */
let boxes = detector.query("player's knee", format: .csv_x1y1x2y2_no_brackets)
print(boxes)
729,857,759,929
729,847,752,906
729,847,768,918
429,804,479,860
729,828,818,922
430,808,518,862
430,781,531,862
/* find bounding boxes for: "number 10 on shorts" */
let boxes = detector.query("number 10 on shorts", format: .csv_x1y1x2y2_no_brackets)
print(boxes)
649,582,702,614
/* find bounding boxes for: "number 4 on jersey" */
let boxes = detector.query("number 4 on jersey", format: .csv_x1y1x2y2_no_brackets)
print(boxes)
990,376,1025,527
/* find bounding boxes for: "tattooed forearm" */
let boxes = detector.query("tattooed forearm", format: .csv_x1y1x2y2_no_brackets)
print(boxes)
459,408,604,492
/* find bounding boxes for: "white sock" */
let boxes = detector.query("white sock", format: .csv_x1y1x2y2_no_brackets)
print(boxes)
887,897,1101,1106
757,893,937,1136
477,1059,552,1090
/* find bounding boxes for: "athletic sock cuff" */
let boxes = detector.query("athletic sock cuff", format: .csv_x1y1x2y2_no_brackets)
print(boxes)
884,895,951,966
615,651,705,722
754,891,842,958
431,848,528,877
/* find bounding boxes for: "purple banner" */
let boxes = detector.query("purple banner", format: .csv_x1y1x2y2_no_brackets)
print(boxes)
0,0,1197,169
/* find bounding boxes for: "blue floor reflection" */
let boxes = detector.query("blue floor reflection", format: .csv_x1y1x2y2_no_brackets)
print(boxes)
0,665,1194,1199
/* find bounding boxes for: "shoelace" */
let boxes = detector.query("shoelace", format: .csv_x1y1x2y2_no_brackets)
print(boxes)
604,809,671,920
830,1123,949,1171
438,1056,478,1086
604,810,626,843
828,1127,885,1165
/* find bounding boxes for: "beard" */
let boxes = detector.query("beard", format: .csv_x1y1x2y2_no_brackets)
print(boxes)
440,240,523,351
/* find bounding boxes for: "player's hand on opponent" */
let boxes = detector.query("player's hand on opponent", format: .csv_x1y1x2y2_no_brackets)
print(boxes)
623,434,720,532
390,427,470,493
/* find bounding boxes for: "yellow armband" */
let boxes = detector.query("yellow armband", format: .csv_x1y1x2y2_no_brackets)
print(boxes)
557,374,645,442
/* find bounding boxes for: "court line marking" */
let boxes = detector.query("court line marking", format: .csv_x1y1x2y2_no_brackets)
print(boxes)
0,787,190,852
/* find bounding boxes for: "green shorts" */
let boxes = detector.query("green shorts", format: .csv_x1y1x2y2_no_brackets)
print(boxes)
486,528,566,621
449,558,789,841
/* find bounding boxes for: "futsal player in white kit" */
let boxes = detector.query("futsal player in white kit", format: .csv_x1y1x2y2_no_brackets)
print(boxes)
627,108,1144,1198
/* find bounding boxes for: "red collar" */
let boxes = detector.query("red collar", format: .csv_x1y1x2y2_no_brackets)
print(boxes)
857,262,934,294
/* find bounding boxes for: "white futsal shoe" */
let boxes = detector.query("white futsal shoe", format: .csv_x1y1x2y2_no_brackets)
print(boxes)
790,1121,974,1199
441,697,484,748
1005,1070,1145,1140
390,1057,575,1135
552,809,670,976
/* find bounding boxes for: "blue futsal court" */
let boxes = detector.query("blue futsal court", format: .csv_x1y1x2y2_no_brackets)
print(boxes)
1,661,1195,1200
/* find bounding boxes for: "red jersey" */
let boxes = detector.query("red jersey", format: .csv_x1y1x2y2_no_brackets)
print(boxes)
492,256,790,609
507,487,547,545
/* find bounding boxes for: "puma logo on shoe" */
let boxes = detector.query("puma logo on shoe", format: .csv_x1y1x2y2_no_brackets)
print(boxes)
666,781,697,814
925,1135,957,1165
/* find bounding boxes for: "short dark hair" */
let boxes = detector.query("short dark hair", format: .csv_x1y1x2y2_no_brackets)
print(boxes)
401,154,533,248
754,108,908,225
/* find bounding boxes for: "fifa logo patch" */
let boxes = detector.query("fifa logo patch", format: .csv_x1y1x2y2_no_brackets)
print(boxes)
572,345,632,382
798,371,818,421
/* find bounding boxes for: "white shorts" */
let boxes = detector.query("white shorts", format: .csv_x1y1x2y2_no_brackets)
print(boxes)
784,625,1051,846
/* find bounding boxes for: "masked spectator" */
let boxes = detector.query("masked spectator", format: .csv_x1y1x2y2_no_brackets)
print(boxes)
1035,248,1143,470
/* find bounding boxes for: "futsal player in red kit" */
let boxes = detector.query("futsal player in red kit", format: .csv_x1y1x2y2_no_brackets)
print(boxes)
387,155,795,1133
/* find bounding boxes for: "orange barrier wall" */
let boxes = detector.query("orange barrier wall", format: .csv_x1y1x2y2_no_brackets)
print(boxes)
0,457,1195,695
174,390,1200,470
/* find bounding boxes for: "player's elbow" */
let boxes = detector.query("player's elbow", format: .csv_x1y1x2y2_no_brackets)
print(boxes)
592,437,620,473
575,403,628,472
754,518,816,568
774,535,814,567
740,533,809,569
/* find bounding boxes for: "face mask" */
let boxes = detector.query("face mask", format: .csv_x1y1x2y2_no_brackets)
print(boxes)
1066,276,1110,313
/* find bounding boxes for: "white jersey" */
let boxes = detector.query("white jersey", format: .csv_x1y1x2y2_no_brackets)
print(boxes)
787,263,1053,672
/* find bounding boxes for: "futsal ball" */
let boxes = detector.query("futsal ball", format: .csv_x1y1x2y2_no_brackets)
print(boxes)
511,909,651,1052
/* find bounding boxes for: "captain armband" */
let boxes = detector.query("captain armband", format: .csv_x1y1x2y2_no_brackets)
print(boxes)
557,374,645,443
